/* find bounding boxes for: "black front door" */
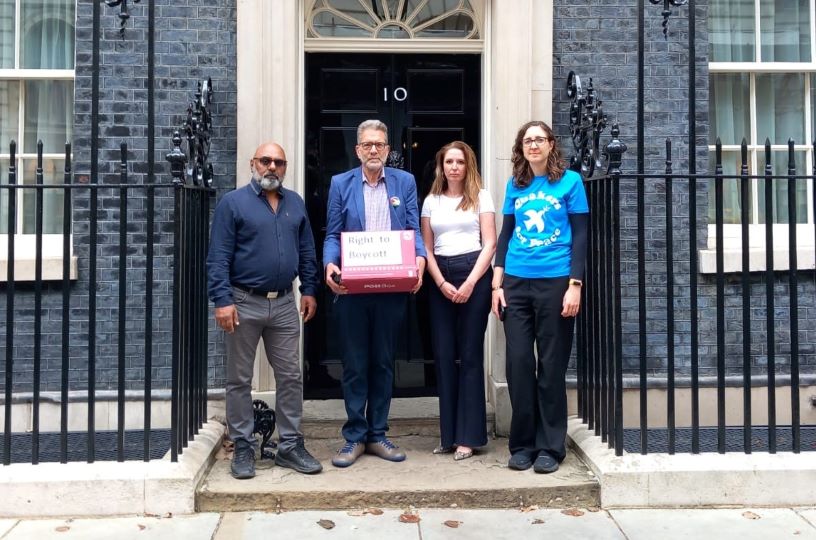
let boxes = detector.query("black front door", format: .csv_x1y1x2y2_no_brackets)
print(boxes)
303,52,481,399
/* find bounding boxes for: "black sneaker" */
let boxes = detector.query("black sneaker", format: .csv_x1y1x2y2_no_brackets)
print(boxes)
533,452,559,474
231,439,256,479
275,439,323,474
508,452,533,471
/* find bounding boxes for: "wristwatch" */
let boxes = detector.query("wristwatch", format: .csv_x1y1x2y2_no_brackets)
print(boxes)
569,279,583,287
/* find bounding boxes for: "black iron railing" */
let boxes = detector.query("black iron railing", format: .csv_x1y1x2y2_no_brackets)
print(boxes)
0,98,213,465
577,133,816,456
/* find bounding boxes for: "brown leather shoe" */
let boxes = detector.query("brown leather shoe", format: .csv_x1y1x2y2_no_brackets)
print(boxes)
365,439,406,462
332,441,364,468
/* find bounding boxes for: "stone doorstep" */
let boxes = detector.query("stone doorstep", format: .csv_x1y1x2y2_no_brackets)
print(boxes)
0,420,225,519
567,417,816,508
196,435,600,512
250,396,496,439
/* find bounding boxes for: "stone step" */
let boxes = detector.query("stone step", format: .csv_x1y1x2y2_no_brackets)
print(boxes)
196,435,600,512
250,396,496,439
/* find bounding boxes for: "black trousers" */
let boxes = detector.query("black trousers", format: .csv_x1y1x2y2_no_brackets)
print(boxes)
503,274,574,461
428,251,492,448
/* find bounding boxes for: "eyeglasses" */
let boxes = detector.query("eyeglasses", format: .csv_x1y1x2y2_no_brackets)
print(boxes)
522,137,551,148
254,157,288,168
358,141,387,151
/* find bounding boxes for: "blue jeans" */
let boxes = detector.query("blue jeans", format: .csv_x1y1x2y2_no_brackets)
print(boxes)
336,292,406,443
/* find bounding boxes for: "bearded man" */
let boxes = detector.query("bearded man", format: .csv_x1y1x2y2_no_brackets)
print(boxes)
206,141,321,479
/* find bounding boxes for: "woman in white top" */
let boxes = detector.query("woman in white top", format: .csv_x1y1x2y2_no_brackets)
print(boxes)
420,141,496,461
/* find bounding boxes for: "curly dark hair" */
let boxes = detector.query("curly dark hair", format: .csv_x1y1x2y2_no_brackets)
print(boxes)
510,121,567,188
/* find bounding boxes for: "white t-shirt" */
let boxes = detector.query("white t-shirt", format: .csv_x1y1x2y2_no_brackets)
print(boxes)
421,189,495,257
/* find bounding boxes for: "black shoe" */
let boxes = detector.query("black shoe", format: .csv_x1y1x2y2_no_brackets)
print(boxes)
508,453,533,471
275,439,323,474
533,453,559,474
230,440,256,479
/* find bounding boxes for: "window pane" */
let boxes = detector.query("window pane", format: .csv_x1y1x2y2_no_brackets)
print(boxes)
412,0,463,28
760,0,810,62
756,74,805,145
0,158,14,234
710,73,750,145
415,13,475,38
812,74,816,143
312,10,372,37
756,151,808,223
0,0,14,68
377,24,410,38
708,150,751,224
23,79,73,153
0,80,20,153
21,158,65,234
709,0,755,62
20,0,75,69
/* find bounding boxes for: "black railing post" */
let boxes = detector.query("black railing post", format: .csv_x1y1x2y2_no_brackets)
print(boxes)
787,140,800,454
664,139,675,454
60,143,72,464
763,140,776,453
607,125,626,456
170,181,182,462
32,141,44,465
3,141,17,466
740,134,751,454
715,140,727,454
144,0,156,463
117,143,128,462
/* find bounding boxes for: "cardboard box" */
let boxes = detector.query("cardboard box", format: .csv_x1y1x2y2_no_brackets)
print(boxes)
340,230,418,294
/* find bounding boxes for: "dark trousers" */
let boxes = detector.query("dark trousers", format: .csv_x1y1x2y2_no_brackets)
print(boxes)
336,292,406,443
428,251,492,448
503,274,574,461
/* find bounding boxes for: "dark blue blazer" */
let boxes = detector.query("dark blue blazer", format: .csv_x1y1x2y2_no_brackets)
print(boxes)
323,166,426,268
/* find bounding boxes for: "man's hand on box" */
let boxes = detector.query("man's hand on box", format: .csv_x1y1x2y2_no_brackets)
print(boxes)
325,263,347,295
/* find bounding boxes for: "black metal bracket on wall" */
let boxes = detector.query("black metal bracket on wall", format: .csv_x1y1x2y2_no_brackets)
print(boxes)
649,0,688,38
166,79,215,186
567,71,609,179
104,0,141,38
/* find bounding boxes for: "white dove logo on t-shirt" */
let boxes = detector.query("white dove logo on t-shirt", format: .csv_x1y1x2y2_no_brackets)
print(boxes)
523,209,546,233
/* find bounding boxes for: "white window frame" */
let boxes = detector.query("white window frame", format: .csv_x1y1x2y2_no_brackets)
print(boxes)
702,0,816,273
0,0,77,281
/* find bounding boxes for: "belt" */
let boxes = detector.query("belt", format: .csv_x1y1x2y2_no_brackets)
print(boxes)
233,284,292,299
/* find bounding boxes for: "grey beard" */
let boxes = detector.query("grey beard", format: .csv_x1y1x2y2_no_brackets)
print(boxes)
253,170,283,192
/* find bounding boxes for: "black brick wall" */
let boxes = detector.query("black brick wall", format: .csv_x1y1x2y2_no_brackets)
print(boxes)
554,0,816,379
0,0,235,393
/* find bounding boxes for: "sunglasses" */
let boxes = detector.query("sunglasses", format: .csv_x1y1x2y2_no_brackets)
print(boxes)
254,157,288,168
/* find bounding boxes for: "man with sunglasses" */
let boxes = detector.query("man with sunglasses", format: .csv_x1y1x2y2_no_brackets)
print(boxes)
323,120,426,467
207,141,321,479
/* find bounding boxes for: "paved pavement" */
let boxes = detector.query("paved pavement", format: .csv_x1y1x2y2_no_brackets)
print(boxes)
1,507,814,539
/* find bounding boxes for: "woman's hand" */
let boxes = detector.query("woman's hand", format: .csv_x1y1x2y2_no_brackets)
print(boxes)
561,284,581,317
452,279,475,303
439,281,457,301
491,288,505,319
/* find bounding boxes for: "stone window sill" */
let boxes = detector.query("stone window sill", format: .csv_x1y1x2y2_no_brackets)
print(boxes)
0,256,79,282
698,247,815,273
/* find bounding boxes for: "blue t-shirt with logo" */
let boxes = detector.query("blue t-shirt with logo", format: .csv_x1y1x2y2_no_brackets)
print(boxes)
501,169,589,278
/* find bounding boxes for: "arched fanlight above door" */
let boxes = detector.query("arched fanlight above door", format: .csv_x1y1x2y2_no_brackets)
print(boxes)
306,0,482,40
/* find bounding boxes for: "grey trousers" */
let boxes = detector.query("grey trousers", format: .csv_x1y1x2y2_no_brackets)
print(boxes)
225,286,303,452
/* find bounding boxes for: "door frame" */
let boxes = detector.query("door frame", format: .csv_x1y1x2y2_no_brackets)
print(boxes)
236,2,555,425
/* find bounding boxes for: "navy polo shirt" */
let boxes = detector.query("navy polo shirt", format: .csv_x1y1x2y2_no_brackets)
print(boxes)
206,179,319,308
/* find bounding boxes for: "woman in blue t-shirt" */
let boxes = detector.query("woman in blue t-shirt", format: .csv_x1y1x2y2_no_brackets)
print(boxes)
491,121,589,474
